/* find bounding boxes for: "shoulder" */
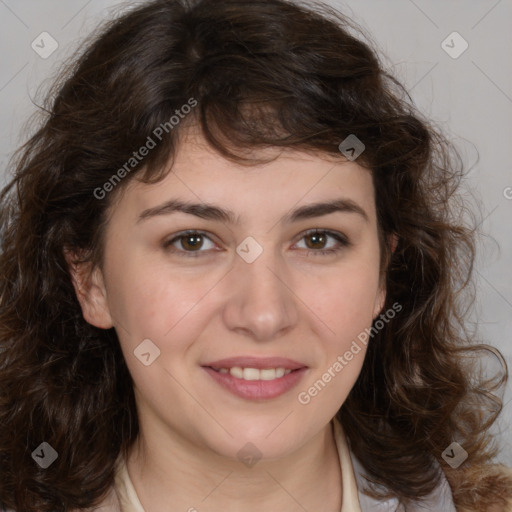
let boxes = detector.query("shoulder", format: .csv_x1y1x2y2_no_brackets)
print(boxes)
349,450,456,512
349,445,512,512
457,465,512,512
0,490,121,512
445,463,512,512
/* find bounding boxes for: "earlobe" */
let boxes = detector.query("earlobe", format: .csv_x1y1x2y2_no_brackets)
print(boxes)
373,288,386,320
389,233,398,253
373,233,398,319
64,250,114,329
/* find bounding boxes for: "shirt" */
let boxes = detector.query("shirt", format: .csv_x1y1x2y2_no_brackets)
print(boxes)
93,416,456,512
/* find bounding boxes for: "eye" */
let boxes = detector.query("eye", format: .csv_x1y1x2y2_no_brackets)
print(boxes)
293,229,350,256
162,229,350,258
162,230,217,257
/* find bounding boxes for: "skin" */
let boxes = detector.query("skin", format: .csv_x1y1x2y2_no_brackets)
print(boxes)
68,125,394,512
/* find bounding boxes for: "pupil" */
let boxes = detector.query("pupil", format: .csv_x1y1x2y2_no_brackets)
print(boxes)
184,234,202,250
307,233,325,249
180,233,327,251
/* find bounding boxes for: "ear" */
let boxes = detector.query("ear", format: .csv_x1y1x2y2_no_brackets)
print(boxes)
389,233,398,253
373,233,398,319
373,283,387,321
64,249,114,329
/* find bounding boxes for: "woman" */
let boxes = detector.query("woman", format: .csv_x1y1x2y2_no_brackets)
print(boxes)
0,0,511,510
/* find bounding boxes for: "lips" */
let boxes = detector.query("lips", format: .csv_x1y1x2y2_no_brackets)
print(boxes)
202,356,307,371
201,356,308,400
202,366,308,400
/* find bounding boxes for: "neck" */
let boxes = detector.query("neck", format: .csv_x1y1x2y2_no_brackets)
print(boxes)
126,418,343,512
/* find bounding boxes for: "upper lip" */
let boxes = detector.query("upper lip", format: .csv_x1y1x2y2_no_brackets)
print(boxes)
202,356,307,370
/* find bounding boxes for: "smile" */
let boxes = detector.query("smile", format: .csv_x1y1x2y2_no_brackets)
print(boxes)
202,366,308,400
213,367,293,380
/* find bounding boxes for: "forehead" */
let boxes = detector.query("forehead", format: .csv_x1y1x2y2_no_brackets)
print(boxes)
114,125,377,225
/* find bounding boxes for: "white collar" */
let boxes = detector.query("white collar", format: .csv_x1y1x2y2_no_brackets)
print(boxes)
332,416,363,511
111,418,361,512
110,416,455,512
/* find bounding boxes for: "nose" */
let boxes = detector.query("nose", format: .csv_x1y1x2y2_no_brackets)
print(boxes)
222,243,299,342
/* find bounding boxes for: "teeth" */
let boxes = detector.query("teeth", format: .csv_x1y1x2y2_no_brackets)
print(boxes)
216,367,293,380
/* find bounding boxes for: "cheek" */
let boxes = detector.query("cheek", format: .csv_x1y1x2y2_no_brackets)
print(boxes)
112,274,204,337
296,267,376,412
308,262,381,338
103,249,219,358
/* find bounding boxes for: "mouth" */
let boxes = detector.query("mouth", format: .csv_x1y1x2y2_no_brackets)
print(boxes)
202,356,306,371
201,357,308,400
206,366,301,381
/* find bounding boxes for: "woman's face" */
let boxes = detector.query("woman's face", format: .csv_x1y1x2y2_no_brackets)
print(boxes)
73,126,386,461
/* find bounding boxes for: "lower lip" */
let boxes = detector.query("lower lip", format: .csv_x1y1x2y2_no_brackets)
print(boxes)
202,366,308,400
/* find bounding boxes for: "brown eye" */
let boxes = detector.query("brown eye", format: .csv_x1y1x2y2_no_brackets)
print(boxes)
304,231,328,250
180,233,204,251
295,229,350,256
163,231,217,257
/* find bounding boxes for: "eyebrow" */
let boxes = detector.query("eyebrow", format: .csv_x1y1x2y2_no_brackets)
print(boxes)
137,198,369,225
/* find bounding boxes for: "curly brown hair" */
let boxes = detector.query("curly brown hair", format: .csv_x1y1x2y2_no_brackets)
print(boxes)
0,0,511,511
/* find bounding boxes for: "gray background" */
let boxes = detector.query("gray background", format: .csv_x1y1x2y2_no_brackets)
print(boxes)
1,0,511,465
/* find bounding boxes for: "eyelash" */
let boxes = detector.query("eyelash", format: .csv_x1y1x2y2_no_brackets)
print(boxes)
162,229,350,258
